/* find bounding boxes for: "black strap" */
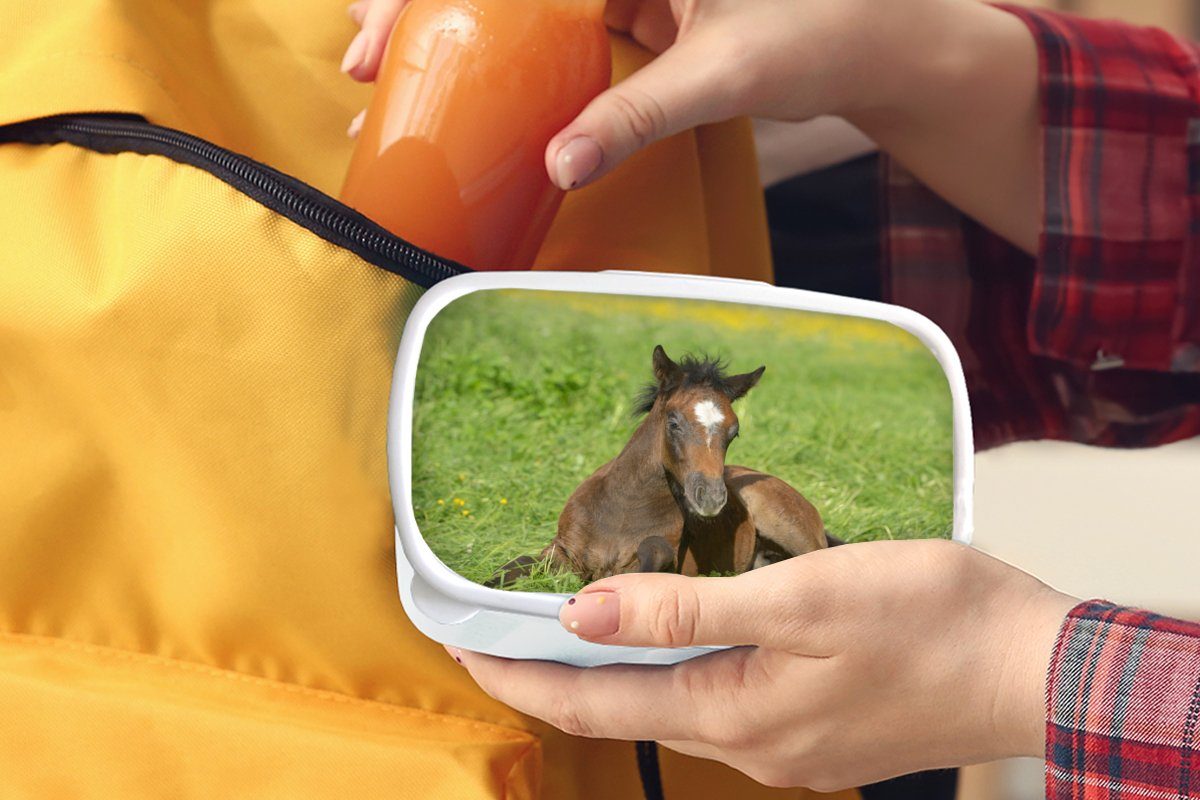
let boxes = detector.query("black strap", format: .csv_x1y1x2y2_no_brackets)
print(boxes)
635,741,664,800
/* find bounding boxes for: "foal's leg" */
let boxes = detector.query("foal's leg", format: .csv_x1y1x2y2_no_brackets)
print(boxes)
678,546,700,577
731,514,758,573
636,536,677,573
726,466,827,562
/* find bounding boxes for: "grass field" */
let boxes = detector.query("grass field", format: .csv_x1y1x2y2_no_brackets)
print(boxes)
411,289,954,593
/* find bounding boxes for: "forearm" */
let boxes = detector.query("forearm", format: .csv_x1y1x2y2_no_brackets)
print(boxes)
846,0,1041,253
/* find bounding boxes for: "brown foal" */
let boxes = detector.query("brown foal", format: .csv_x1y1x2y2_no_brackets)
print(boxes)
487,346,827,587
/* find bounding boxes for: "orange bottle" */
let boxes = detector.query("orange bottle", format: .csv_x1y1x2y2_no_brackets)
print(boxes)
341,0,611,269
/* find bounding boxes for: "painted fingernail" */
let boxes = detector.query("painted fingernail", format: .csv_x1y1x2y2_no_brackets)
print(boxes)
340,30,369,73
554,137,603,190
560,590,619,637
443,644,465,665
347,109,366,138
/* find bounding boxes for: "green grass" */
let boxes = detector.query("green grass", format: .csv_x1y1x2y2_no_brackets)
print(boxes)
412,289,954,593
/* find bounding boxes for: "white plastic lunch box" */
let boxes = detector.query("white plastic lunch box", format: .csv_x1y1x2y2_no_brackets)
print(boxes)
388,271,974,666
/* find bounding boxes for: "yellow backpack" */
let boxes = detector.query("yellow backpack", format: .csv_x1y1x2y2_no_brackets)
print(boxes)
0,2,859,798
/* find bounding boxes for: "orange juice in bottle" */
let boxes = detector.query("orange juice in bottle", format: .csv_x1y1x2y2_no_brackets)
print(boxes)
341,0,611,269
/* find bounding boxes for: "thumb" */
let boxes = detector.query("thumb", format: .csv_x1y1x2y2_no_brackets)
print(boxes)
545,35,739,191
559,571,788,649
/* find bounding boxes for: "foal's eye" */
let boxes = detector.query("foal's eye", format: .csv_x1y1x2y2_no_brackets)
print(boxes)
667,416,683,434
728,424,740,441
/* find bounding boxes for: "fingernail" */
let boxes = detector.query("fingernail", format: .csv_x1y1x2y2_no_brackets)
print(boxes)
347,109,366,138
560,590,619,638
340,30,369,73
554,137,603,190
443,644,465,665
347,1,367,24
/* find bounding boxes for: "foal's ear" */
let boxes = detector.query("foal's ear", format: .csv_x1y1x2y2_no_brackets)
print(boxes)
727,365,766,400
652,345,682,385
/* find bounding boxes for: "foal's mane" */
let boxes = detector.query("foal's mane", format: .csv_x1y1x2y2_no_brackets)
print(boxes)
633,354,736,416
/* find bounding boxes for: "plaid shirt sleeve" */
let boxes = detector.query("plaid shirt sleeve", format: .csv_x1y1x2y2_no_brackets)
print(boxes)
999,5,1200,374
1047,601,1200,799
882,6,1200,449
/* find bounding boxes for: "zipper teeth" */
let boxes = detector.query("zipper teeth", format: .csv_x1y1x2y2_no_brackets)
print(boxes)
54,118,463,285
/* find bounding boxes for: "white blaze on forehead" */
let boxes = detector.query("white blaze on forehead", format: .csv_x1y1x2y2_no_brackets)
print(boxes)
692,399,726,447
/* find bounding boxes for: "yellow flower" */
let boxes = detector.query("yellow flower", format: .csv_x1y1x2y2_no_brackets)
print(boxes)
461,509,470,517
453,498,465,507
499,498,508,505
436,499,444,506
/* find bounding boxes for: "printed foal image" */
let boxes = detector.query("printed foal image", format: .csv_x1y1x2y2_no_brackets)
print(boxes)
412,289,954,593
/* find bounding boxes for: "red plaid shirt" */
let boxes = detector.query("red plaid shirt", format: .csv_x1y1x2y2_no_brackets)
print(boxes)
883,6,1200,451
1048,602,1200,799
881,6,1200,798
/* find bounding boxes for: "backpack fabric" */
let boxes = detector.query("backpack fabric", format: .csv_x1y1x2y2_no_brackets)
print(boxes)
0,3,860,798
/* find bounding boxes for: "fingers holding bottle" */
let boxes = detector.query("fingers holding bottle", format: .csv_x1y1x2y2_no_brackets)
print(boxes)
341,0,409,81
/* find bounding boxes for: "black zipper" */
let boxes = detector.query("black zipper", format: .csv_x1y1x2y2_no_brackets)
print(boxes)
0,113,469,288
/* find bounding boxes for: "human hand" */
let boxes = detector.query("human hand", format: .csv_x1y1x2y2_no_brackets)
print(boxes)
448,540,1076,790
339,0,1040,249
339,0,882,183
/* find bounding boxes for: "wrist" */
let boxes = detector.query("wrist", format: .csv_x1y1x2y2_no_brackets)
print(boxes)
829,0,932,122
843,1,1035,136
837,0,1042,250
993,587,1078,758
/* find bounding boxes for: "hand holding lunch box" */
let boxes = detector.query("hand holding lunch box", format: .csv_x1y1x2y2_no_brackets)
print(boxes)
386,271,1075,790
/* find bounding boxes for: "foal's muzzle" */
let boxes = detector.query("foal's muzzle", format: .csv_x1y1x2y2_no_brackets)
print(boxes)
686,474,728,518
